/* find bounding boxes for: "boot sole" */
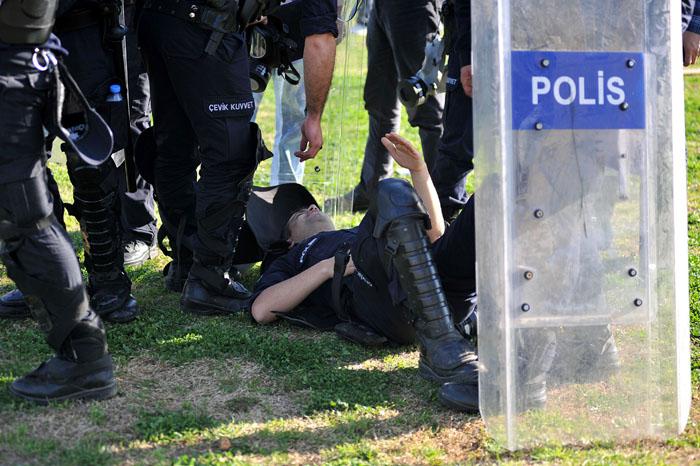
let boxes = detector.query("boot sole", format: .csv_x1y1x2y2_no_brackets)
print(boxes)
181,299,245,316
418,360,479,384
9,382,117,405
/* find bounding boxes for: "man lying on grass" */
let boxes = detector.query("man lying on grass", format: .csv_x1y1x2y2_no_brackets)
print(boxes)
249,133,480,411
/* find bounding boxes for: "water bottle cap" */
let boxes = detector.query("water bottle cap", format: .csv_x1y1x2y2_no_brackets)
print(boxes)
109,84,121,94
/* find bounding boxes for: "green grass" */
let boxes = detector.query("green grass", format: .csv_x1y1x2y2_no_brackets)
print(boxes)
1,33,700,466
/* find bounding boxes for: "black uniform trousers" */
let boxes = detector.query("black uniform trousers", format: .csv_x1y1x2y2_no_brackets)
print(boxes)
138,12,255,265
429,58,474,218
0,46,92,351
357,0,444,199
52,13,157,246
349,195,475,344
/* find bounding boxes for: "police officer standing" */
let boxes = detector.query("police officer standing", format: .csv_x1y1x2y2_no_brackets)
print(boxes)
137,0,338,314
42,0,143,323
0,0,116,403
334,0,444,212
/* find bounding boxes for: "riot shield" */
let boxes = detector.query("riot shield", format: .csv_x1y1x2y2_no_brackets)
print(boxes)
473,0,691,449
253,7,369,227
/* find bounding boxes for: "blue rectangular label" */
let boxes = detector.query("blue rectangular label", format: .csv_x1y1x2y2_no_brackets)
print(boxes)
511,51,645,130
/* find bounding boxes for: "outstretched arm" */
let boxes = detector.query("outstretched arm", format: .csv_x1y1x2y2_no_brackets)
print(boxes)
381,133,445,242
251,257,355,324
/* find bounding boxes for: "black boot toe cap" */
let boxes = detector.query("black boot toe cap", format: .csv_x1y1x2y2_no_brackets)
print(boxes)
438,382,480,413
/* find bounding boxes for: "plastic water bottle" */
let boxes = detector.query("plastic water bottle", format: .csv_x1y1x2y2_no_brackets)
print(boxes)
106,84,123,103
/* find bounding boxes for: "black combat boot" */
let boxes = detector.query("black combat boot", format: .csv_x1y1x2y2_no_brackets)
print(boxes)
386,217,478,384
0,288,30,319
10,353,116,404
511,329,555,412
548,325,620,385
88,270,139,323
181,260,251,315
10,311,116,404
438,329,554,413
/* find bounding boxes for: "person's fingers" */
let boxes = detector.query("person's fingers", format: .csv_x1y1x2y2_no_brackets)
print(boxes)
298,131,309,152
384,133,412,154
381,136,400,157
388,134,420,158
296,139,322,161
385,132,410,146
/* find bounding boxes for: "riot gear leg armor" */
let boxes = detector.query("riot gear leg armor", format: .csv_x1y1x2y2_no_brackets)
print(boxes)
373,179,478,383
66,153,139,323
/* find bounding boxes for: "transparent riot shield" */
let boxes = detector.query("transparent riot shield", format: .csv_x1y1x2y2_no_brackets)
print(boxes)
473,0,691,449
253,3,368,228
314,7,369,224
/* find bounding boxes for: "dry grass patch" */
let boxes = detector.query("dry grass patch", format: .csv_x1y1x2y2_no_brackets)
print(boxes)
0,355,300,464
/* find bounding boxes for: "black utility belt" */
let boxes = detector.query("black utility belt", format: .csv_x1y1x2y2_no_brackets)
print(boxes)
143,0,230,31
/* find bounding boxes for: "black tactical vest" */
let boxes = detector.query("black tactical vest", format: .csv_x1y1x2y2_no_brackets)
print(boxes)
0,0,57,45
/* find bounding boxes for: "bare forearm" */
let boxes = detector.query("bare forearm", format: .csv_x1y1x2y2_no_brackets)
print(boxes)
251,260,333,324
410,167,445,242
303,33,336,119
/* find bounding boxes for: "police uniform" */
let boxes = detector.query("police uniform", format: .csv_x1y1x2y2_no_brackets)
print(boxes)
0,0,116,403
348,0,444,210
0,0,159,319
429,0,473,221
253,179,478,382
137,0,337,313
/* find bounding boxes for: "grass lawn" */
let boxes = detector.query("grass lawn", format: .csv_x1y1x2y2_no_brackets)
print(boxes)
1,32,699,465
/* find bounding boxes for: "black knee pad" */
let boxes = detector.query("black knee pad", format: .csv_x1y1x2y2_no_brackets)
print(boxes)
370,178,430,238
67,153,114,191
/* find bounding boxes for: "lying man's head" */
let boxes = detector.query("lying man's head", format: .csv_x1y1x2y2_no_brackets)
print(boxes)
284,204,336,244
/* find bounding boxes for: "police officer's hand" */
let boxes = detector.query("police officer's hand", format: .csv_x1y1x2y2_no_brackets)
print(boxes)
684,31,700,66
382,133,427,174
296,116,323,161
461,65,473,97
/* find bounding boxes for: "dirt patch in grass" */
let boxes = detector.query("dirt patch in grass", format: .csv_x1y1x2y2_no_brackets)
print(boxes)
0,355,300,464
